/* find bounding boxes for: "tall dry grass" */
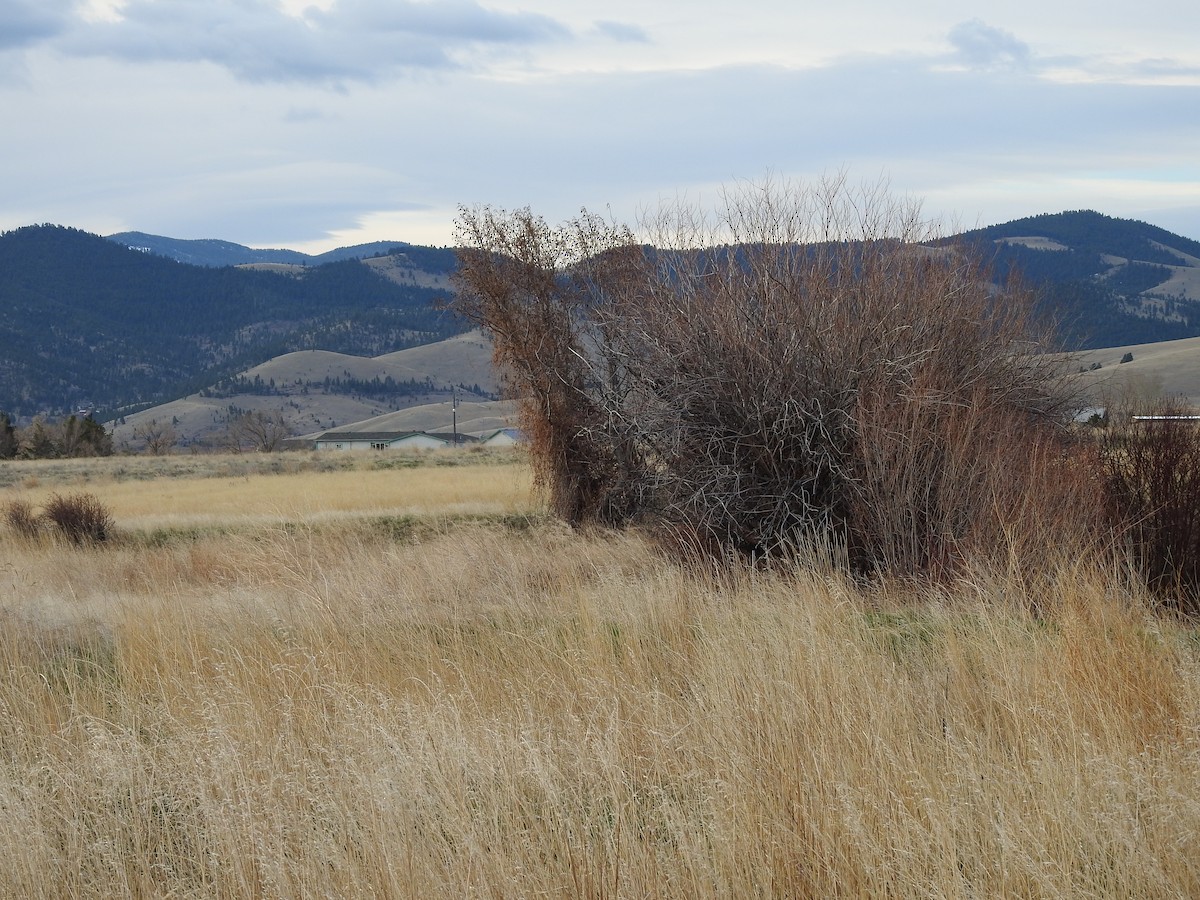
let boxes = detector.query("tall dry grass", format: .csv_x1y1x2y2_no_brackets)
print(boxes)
0,455,1198,897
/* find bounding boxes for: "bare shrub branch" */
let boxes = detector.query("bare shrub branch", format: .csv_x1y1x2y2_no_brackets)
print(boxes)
228,411,290,453
132,418,178,456
4,500,41,539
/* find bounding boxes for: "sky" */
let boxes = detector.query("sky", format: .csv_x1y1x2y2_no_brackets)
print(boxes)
2,0,1199,253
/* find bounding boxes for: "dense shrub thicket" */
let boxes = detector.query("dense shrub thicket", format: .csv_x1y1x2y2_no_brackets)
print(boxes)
1102,409,1200,615
40,493,114,545
452,179,1102,579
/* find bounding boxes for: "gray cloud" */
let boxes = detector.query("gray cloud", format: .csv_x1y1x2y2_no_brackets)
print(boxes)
0,0,72,50
3,14,1198,249
421,56,1199,233
284,106,334,124
54,0,572,84
307,0,570,44
591,21,651,44
948,19,1031,71
1124,57,1200,79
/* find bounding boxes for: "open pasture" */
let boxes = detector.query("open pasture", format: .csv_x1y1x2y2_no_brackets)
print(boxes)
2,449,531,532
1,450,1199,897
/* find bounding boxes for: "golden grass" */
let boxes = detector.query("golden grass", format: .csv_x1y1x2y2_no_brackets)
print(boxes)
1,454,1199,897
2,449,531,528
9,465,530,529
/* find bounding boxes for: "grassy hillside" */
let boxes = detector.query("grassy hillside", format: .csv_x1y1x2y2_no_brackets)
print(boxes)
1068,333,1200,407
0,453,1197,896
110,330,508,448
326,398,519,438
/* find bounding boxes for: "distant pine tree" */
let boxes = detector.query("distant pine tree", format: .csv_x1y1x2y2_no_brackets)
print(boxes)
0,412,16,459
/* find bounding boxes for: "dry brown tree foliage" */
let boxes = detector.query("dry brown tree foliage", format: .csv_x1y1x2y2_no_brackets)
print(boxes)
452,177,1100,577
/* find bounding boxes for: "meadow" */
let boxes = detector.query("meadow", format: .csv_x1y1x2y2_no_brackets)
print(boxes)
1,449,1199,897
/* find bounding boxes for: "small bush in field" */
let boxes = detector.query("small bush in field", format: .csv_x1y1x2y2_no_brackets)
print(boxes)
5,499,42,539
41,492,114,545
1103,415,1200,615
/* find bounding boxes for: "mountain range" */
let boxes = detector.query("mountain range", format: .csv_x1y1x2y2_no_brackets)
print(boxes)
0,225,460,422
107,230,455,270
2,210,1200,440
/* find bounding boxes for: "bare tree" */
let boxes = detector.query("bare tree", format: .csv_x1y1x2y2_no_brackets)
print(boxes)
228,410,290,452
132,418,178,456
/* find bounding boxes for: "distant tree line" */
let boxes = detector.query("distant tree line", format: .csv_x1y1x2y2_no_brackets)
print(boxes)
127,408,292,455
200,373,440,402
963,210,1199,267
0,412,113,459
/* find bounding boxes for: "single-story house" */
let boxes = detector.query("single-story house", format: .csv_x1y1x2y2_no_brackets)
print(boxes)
478,427,523,447
313,430,453,451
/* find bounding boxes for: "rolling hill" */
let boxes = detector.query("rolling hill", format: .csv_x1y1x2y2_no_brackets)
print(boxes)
109,330,513,449
1067,333,1200,409
105,231,458,270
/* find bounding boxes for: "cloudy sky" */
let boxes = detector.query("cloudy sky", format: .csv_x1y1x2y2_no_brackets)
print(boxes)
2,0,1199,252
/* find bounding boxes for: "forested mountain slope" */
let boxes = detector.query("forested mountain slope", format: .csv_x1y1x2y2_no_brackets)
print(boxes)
953,210,1200,348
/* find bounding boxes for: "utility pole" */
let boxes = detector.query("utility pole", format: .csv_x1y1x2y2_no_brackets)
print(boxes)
452,387,458,449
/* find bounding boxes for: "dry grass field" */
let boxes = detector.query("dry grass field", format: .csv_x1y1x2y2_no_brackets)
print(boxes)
1070,333,1200,408
2,450,1199,897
